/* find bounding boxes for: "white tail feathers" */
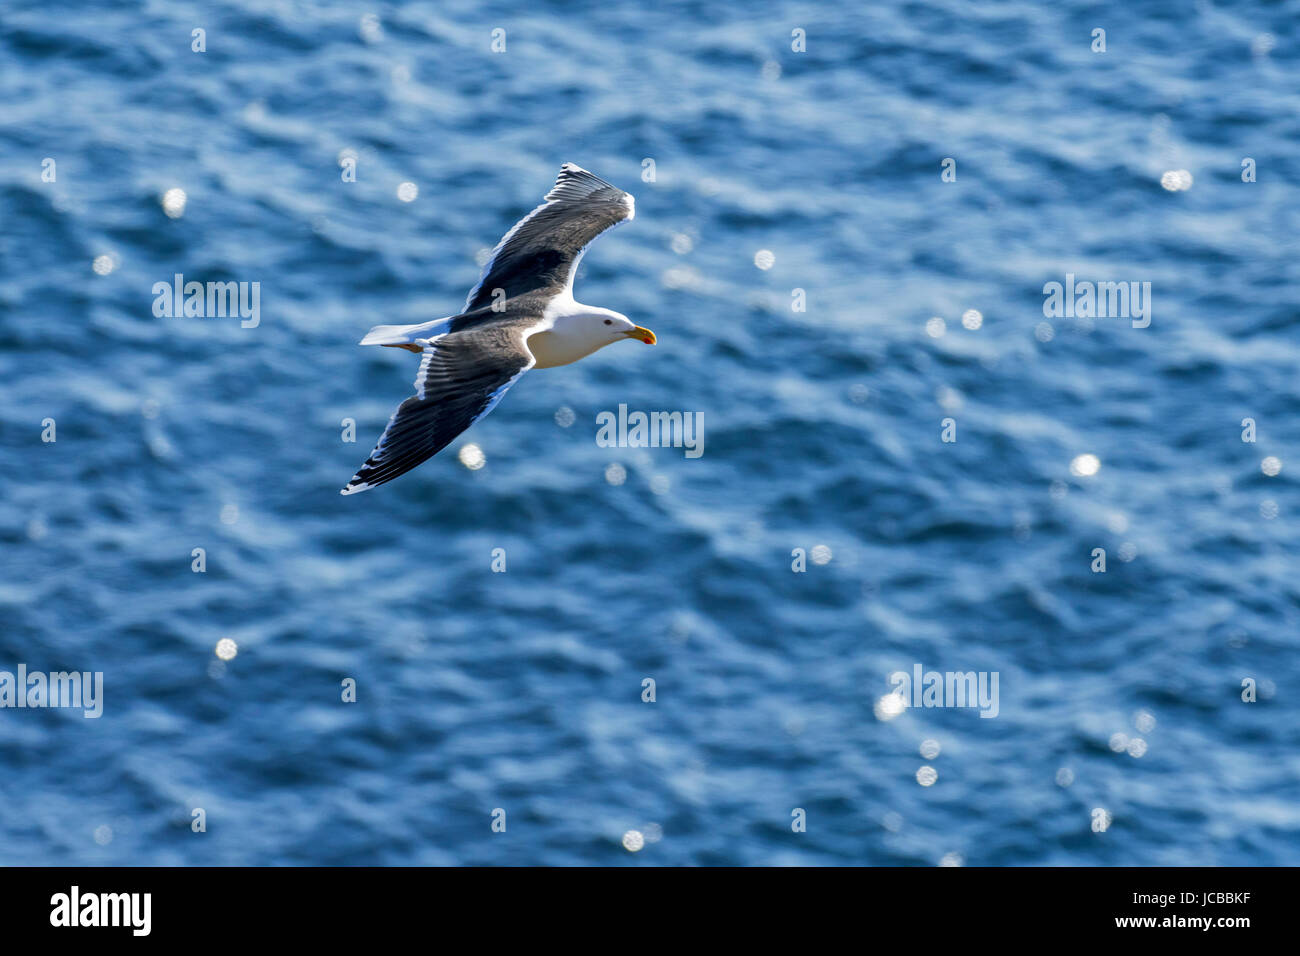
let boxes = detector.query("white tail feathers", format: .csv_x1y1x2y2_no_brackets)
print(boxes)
358,316,455,347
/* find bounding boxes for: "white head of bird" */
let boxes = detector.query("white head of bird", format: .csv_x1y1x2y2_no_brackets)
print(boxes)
528,304,656,369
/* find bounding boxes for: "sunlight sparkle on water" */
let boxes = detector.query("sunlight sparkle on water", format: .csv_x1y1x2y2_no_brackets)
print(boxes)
161,187,187,219
874,692,906,721
458,444,485,470
661,266,703,291
359,14,384,44
936,386,963,411
1070,453,1100,477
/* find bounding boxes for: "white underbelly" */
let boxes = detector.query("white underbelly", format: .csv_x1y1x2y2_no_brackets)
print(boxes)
527,330,600,369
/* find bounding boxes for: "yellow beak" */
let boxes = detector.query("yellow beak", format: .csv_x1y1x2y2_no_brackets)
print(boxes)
624,325,657,345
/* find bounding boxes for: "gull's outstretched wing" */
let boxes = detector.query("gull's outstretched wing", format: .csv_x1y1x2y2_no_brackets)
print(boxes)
341,317,542,494
463,163,634,311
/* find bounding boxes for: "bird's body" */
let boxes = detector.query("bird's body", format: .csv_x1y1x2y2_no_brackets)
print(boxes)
342,164,655,495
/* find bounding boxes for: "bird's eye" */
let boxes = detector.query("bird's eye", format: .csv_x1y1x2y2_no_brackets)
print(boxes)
603,319,612,325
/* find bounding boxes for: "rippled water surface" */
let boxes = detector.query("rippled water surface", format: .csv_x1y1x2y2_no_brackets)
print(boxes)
1,0,1298,865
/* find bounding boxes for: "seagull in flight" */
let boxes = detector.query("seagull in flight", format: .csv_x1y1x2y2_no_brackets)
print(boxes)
342,164,655,495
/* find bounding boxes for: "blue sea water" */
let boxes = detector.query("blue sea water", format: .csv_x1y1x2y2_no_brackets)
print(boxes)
1,0,1298,866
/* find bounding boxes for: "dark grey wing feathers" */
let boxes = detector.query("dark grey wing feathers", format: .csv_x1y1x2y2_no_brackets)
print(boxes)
341,320,538,494
463,164,634,311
